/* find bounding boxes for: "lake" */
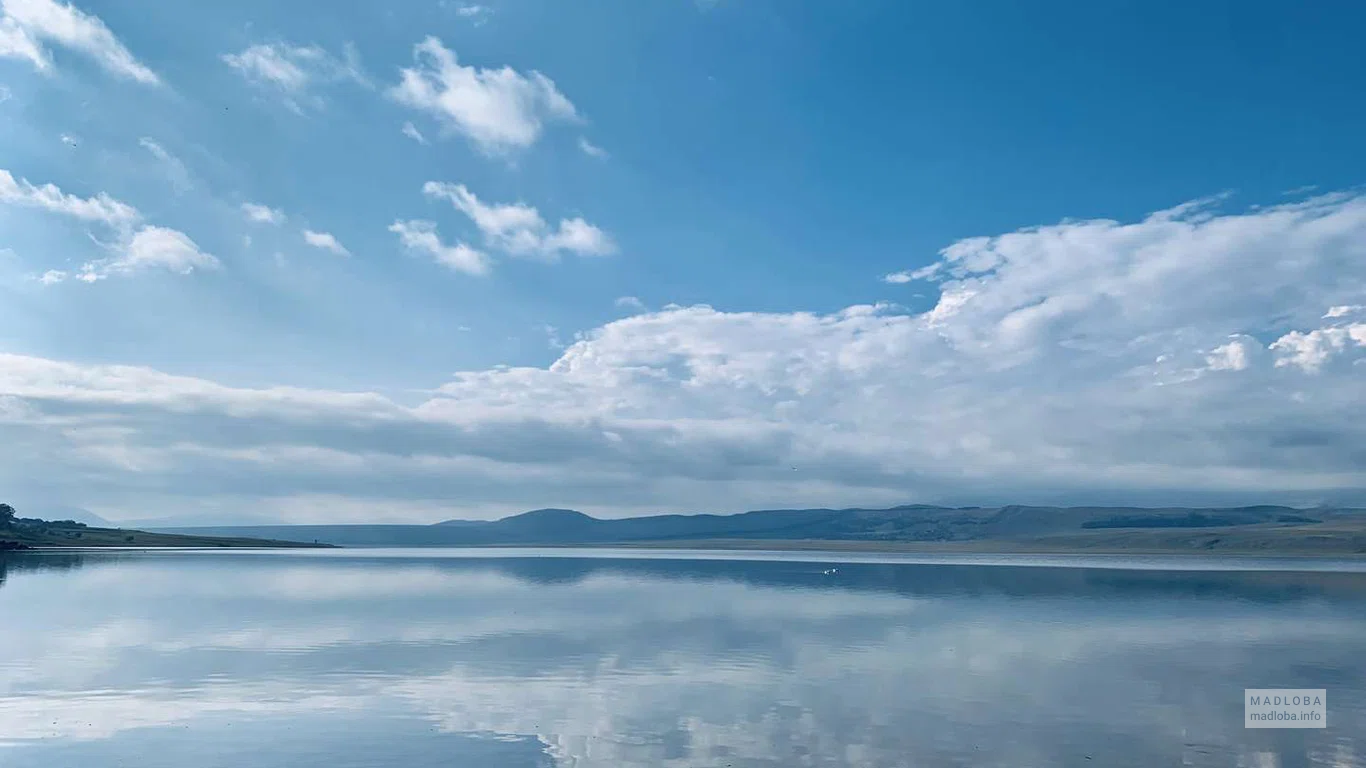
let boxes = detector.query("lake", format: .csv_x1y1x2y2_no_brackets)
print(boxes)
1,549,1364,767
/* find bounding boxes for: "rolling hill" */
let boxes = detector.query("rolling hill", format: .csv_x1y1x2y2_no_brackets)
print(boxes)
158,504,1366,555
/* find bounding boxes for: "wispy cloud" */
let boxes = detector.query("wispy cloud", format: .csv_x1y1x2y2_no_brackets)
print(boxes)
450,3,492,25
0,15,46,71
302,229,349,256
0,0,159,83
542,324,564,350
222,41,367,113
578,137,608,159
389,37,577,154
0,167,139,224
615,296,646,312
881,265,939,285
389,219,490,276
241,202,285,225
423,181,614,260
401,121,428,145
139,138,192,193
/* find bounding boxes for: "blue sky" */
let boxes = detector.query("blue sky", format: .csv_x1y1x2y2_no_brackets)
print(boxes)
2,0,1365,524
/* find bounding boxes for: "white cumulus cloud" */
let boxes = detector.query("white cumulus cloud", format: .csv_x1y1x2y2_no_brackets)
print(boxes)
0,0,158,83
42,226,220,283
1,169,221,284
1204,335,1261,372
3,192,1366,521
389,37,577,154
76,225,219,281
1270,323,1366,373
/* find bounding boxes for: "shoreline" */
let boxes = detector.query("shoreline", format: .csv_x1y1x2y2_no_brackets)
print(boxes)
499,538,1366,559
13,537,1361,558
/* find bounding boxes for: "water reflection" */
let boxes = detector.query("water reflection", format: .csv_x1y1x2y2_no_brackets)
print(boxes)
1,550,1363,767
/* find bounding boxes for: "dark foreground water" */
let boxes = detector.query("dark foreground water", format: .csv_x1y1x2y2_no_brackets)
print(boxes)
1,549,1364,767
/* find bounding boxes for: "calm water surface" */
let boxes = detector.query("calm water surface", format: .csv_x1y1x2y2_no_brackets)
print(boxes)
1,549,1364,767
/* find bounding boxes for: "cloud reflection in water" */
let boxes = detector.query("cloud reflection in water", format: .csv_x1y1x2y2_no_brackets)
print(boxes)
0,551,1363,767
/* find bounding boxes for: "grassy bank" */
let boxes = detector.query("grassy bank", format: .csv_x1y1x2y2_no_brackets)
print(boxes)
1,524,331,549
0,502,323,549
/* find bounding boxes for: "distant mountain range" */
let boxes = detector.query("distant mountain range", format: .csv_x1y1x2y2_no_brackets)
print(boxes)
157,504,1366,553
22,506,112,528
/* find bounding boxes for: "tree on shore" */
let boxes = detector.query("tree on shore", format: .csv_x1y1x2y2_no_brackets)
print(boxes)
0,504,15,528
